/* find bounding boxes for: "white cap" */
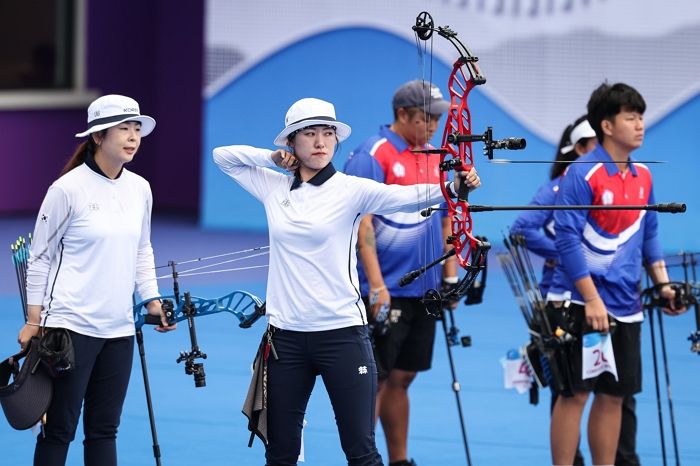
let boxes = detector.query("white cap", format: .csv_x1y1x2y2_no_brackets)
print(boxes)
560,119,596,154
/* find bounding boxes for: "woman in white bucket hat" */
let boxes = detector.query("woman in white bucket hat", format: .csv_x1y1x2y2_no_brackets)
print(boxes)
18,94,175,466
214,97,479,465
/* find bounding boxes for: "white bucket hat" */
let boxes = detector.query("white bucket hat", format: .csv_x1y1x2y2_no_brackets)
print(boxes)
75,94,156,138
273,98,351,147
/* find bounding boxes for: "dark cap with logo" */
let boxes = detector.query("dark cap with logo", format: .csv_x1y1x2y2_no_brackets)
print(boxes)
392,80,450,115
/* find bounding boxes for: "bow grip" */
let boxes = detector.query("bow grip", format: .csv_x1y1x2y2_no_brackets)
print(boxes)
457,176,470,202
143,299,176,326
438,158,471,201
239,302,267,328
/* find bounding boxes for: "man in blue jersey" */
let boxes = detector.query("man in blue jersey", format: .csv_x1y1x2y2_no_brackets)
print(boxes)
547,82,685,466
344,80,480,466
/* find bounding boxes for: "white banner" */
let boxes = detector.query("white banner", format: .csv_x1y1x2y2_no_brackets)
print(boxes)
206,0,700,142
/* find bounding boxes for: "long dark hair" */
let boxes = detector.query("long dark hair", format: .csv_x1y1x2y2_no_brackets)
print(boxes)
59,131,104,177
549,115,593,180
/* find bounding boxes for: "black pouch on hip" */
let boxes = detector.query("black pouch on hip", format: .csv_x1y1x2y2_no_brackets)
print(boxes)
38,328,75,378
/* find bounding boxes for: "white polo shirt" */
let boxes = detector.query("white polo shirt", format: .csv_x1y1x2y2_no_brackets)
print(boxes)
213,145,446,331
26,163,160,338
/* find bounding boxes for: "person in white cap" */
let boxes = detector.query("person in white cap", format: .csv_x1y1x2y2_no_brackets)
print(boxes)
511,115,597,299
510,115,596,466
18,94,175,466
342,80,465,466
213,97,479,466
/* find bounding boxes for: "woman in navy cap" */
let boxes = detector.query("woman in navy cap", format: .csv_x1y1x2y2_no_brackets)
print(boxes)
18,94,176,466
214,97,479,466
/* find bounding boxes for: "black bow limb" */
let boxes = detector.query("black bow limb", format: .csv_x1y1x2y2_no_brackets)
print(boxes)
399,239,490,311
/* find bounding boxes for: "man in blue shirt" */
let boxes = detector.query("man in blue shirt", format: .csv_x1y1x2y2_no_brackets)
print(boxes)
344,80,480,466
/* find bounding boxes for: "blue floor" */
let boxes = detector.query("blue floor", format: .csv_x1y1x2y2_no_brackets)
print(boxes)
1,215,699,465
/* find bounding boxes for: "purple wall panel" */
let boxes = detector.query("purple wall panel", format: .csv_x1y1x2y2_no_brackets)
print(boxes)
150,1,204,212
0,0,203,214
0,110,84,211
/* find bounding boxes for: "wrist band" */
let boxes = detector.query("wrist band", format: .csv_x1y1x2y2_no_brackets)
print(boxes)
369,286,386,306
25,322,41,327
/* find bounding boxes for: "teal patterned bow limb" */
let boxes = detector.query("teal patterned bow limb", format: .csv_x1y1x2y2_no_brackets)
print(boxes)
133,290,266,330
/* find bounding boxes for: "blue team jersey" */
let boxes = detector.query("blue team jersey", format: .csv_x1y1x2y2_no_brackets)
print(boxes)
344,125,445,297
548,145,663,319
510,177,560,296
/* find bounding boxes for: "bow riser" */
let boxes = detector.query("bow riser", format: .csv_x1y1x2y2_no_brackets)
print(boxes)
441,54,480,270
404,11,515,303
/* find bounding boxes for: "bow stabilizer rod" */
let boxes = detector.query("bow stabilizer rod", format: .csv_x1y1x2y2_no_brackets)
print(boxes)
421,203,686,216
468,203,686,213
399,248,457,286
490,159,667,164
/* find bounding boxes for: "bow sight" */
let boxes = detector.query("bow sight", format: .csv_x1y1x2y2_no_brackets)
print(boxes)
131,251,267,465
446,127,526,160
135,260,267,388
175,292,208,388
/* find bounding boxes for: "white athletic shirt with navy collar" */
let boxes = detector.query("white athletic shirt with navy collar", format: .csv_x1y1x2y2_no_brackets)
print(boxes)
26,162,160,338
213,145,447,332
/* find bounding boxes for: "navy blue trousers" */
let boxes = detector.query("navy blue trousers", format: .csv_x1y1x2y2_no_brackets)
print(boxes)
265,325,383,466
34,331,134,466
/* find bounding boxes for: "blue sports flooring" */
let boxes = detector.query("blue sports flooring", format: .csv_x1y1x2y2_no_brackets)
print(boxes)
1,215,699,465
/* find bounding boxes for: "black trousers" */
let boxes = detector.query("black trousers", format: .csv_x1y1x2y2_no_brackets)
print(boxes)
265,325,383,466
34,331,134,466
616,395,640,466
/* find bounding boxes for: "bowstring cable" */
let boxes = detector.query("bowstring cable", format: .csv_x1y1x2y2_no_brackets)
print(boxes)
172,250,269,275
152,246,271,279
414,24,440,296
154,245,270,269
157,264,269,280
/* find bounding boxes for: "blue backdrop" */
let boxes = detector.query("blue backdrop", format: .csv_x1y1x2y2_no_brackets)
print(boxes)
201,27,699,252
